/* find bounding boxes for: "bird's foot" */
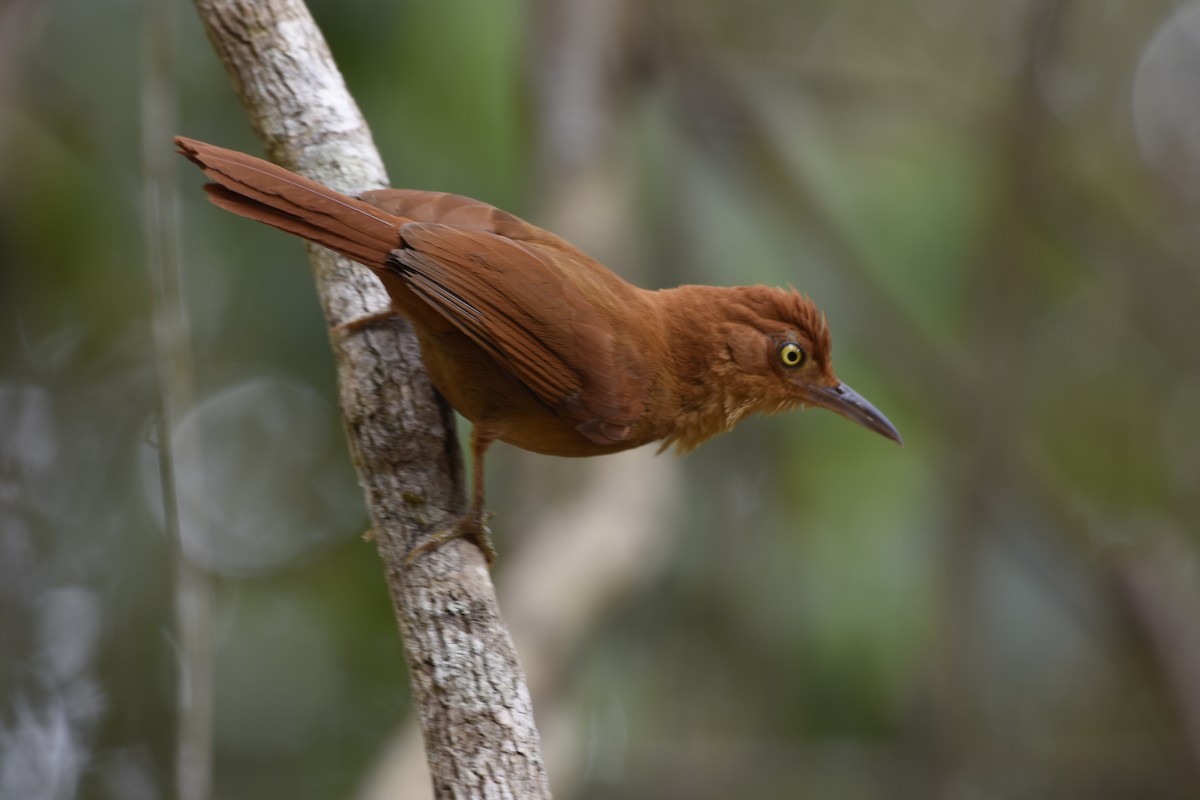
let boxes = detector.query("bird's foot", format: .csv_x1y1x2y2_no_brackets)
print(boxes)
332,308,399,336
405,510,497,567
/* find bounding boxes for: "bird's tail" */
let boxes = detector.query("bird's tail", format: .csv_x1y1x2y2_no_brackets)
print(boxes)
175,137,402,268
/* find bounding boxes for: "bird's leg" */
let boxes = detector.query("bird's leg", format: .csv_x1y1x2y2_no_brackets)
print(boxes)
405,426,497,566
460,427,497,560
332,307,399,336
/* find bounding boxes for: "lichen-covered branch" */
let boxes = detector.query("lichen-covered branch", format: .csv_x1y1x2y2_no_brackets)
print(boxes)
188,0,551,795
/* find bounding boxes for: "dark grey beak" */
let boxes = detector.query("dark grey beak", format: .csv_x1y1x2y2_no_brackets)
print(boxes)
808,381,903,445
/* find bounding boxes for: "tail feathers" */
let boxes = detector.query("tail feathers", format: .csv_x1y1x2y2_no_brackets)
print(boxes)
203,184,391,267
175,136,402,268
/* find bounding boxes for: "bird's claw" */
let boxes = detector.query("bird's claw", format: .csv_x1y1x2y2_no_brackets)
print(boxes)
332,308,398,336
404,512,496,567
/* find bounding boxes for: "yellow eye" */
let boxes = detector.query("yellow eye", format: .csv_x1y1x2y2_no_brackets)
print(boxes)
779,342,806,368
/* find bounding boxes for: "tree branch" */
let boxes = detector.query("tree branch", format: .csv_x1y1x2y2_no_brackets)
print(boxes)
188,0,551,795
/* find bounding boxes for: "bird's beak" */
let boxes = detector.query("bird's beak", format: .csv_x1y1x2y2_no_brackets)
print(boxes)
807,381,902,445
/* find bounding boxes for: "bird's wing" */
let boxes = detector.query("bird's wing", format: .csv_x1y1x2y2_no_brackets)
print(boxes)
392,222,645,447
361,189,600,264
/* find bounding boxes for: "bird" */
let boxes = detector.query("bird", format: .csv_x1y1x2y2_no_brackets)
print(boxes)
176,136,901,562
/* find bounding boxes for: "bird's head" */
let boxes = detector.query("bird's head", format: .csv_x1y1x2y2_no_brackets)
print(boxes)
717,286,902,445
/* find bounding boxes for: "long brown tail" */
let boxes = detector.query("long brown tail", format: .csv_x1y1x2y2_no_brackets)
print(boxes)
175,137,403,268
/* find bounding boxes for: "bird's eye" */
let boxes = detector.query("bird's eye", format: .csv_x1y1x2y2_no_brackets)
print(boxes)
779,342,806,368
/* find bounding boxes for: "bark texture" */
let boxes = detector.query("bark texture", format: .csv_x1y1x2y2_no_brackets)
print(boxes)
189,1,551,796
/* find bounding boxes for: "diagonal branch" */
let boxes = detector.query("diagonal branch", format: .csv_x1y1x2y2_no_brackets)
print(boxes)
188,0,551,796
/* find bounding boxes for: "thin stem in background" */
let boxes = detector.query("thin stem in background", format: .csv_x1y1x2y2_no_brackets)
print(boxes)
141,0,215,797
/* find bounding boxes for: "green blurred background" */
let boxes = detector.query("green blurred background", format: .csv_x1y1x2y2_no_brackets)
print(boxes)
3,0,1200,798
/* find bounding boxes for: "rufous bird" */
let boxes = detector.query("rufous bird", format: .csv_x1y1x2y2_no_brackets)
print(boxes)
176,137,901,561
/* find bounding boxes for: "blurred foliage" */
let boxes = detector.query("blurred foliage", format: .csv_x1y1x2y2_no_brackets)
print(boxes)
3,0,1200,798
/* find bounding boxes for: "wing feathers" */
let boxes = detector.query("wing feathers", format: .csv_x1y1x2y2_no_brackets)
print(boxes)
392,224,645,444
396,250,580,405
